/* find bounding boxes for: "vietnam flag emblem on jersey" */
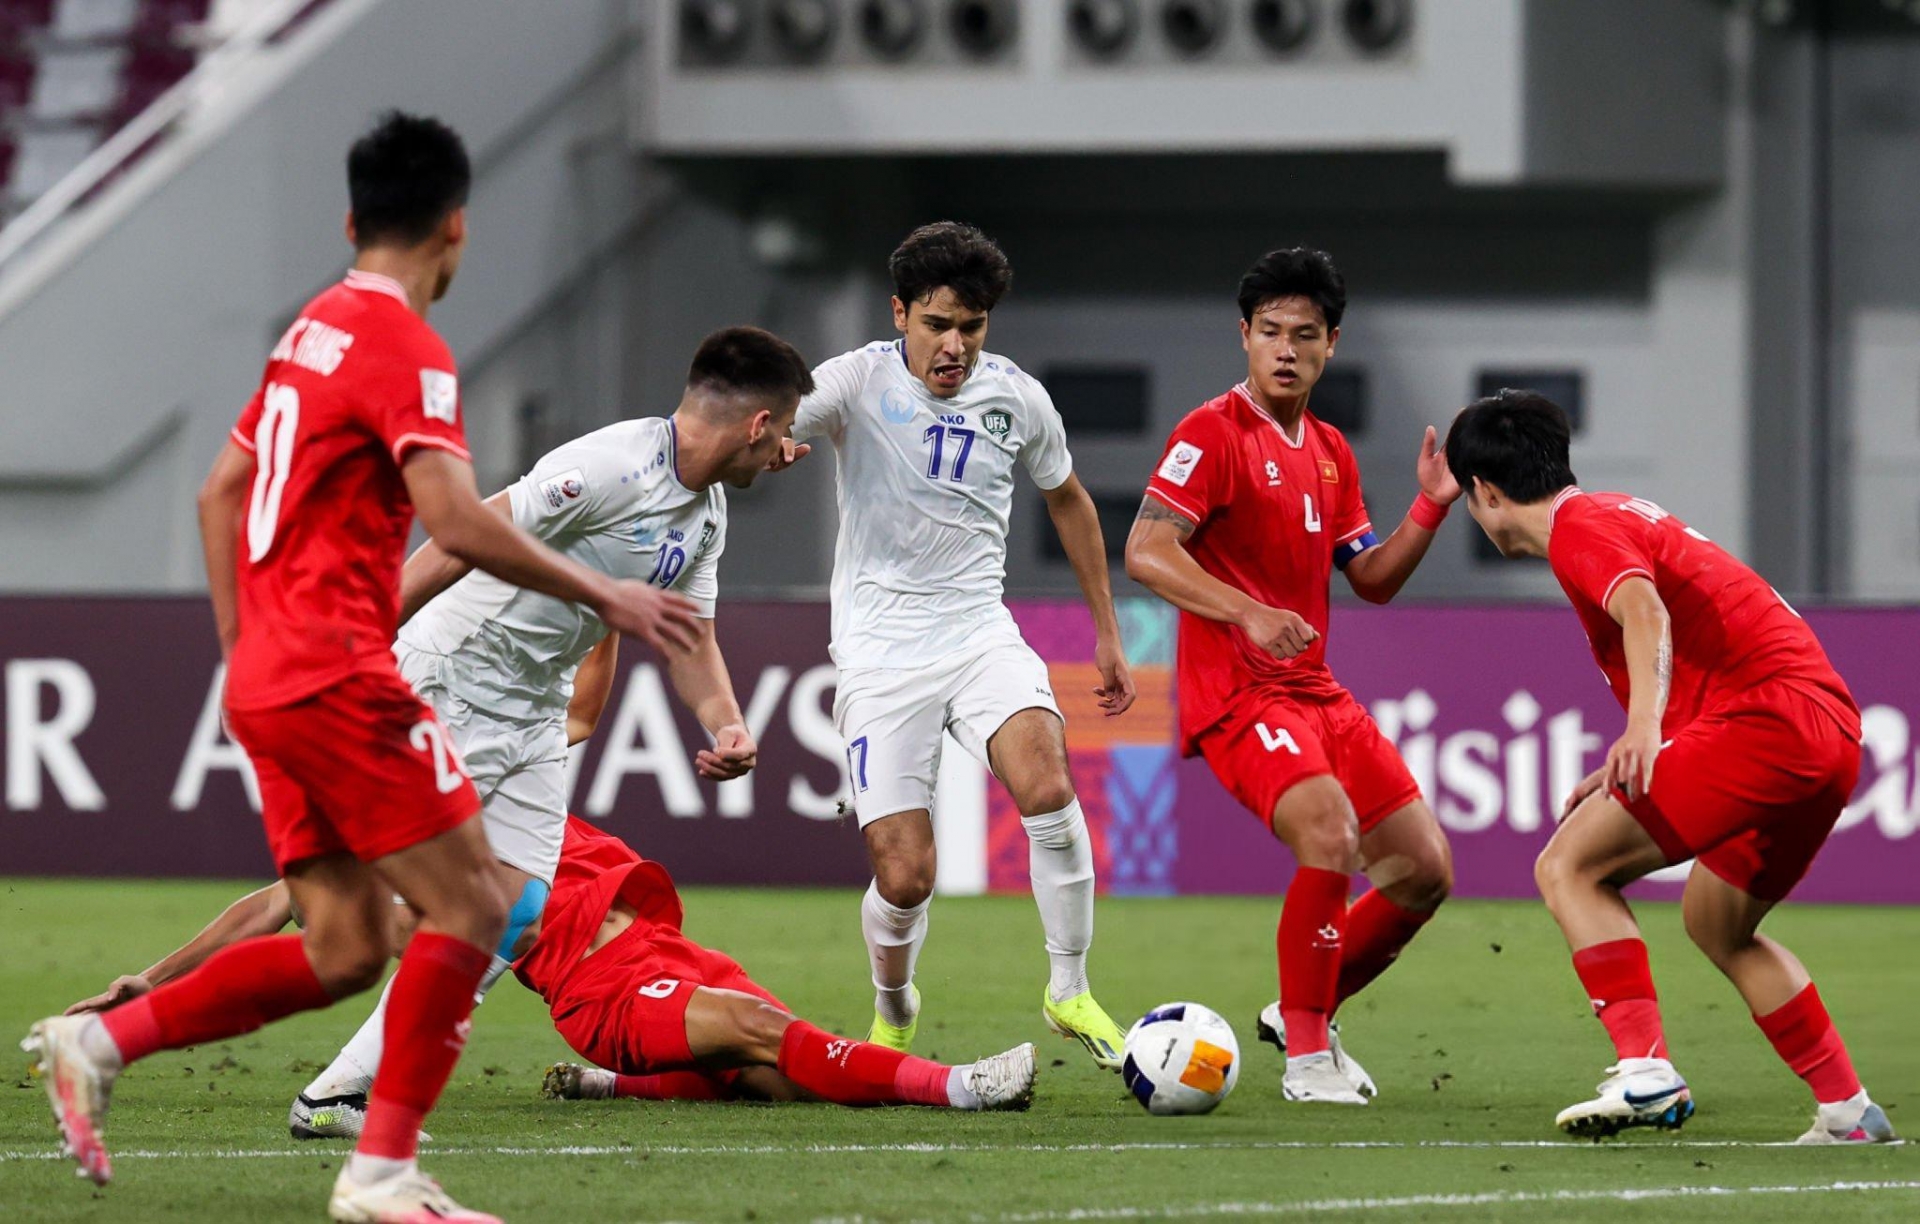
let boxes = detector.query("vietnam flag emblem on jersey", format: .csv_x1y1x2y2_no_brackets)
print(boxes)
1318,459,1339,483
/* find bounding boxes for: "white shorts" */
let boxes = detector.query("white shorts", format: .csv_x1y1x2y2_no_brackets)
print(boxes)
833,636,1062,828
399,649,568,883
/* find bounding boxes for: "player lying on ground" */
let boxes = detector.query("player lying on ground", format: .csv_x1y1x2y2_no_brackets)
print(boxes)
1445,389,1892,1144
68,817,1038,1114
1125,249,1455,1105
776,222,1136,1068
25,112,701,1224
281,324,814,1142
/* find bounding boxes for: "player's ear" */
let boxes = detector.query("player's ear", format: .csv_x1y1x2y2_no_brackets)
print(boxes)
1472,476,1497,507
344,209,357,247
892,296,910,334
1239,317,1251,351
747,408,771,444
1325,325,1339,357
443,207,467,249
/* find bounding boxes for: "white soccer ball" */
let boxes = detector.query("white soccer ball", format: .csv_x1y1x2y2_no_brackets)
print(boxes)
1121,1001,1241,1116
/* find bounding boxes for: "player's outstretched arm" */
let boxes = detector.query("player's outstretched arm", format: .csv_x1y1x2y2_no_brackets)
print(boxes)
567,633,621,747
1042,474,1136,715
1603,576,1672,803
664,618,757,781
65,881,295,1015
1126,494,1317,659
397,488,512,624
196,440,256,660
401,449,703,654
1342,427,1459,604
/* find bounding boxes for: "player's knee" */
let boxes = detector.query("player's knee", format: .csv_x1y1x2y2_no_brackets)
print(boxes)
1285,804,1358,870
1533,841,1581,907
737,1001,796,1061
1682,906,1747,965
1016,776,1077,823
1397,846,1453,912
308,938,388,997
874,858,935,909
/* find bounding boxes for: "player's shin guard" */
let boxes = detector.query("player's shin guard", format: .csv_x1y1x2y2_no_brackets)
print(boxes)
1023,799,1094,1002
775,1020,952,1107
1278,867,1350,1059
100,934,333,1065
1572,938,1669,1061
1334,889,1433,1011
357,932,490,1163
1755,984,1861,1105
861,882,929,1028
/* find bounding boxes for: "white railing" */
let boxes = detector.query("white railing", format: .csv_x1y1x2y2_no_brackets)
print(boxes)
0,0,327,271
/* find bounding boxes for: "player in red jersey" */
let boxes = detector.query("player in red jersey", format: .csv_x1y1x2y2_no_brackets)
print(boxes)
64,822,1038,1116
1445,389,1893,1144
22,113,704,1223
1125,249,1456,1105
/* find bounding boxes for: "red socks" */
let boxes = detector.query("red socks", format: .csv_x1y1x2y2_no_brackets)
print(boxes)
1572,938,1668,1061
358,932,491,1161
775,1020,951,1107
613,1072,732,1102
1278,866,1350,1057
100,934,332,1065
1335,889,1432,1010
1755,984,1861,1105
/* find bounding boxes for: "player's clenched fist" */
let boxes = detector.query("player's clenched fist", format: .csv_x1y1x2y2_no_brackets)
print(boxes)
598,580,703,654
1238,603,1318,659
696,723,758,781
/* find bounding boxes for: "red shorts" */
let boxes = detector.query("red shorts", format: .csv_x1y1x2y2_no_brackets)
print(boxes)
550,920,786,1076
1615,680,1861,903
1198,686,1422,834
226,668,480,873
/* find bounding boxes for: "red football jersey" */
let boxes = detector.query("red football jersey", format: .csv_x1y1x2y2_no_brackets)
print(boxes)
514,816,683,1005
224,271,471,711
1145,385,1372,752
1548,488,1859,738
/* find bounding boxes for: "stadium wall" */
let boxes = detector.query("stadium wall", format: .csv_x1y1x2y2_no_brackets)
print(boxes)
2,596,1916,903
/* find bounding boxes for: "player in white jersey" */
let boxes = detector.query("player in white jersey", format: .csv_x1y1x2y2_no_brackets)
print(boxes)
285,326,815,1137
789,222,1138,1067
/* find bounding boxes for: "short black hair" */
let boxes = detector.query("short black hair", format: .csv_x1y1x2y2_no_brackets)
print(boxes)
687,326,814,404
347,111,471,248
889,221,1013,313
1237,247,1346,328
1444,389,1579,505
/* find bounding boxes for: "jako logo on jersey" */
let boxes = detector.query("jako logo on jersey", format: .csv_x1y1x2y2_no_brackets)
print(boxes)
881,387,917,424
1265,460,1281,486
1157,442,1203,487
420,369,458,424
983,409,1011,437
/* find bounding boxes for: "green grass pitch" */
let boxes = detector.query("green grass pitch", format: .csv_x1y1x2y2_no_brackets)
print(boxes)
2,879,1916,1221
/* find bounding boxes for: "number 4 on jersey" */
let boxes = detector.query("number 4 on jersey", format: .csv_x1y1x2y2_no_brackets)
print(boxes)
1255,722,1302,755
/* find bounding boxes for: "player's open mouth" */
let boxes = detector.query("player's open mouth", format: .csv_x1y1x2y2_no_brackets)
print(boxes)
933,364,967,384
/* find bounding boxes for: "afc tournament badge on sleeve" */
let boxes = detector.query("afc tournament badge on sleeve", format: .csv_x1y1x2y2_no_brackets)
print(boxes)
1157,441,1203,487
420,369,459,424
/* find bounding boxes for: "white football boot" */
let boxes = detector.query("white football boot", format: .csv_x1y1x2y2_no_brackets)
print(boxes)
21,1015,117,1186
1281,1051,1368,1105
1257,1002,1377,1098
1795,1090,1898,1145
962,1042,1037,1111
542,1062,618,1101
328,1164,500,1224
1555,1057,1693,1139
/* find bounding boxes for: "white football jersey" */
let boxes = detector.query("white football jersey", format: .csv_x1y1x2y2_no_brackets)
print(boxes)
795,340,1073,668
398,416,726,720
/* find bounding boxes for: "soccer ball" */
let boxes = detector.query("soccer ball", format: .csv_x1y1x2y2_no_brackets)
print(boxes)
1121,1001,1240,1116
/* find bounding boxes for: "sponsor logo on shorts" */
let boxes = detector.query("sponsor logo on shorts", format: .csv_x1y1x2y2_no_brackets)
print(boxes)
1157,441,1203,487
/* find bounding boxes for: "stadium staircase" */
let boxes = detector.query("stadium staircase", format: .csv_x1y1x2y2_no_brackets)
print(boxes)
0,0,650,590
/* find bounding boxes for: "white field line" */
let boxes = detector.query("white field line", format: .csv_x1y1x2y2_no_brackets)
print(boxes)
984,1180,1920,1220
0,1138,1908,1161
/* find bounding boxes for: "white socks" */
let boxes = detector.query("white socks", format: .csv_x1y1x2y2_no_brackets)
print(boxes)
346,1153,414,1185
946,1064,983,1110
1023,798,1094,1003
302,955,512,1101
861,881,929,1028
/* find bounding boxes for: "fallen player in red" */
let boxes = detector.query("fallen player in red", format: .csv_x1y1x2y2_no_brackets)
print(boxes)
69,817,1036,1114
